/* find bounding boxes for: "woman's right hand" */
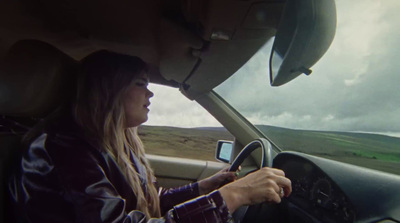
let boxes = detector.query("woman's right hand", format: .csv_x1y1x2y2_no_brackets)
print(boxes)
218,167,292,213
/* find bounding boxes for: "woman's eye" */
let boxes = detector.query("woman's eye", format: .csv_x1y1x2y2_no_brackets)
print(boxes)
135,81,147,87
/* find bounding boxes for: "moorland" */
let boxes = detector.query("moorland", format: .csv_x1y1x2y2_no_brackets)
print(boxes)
139,125,400,175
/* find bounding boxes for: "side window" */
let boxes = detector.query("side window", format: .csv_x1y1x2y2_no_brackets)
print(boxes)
139,84,233,161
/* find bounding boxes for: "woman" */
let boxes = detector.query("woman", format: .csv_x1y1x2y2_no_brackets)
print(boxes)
11,50,291,222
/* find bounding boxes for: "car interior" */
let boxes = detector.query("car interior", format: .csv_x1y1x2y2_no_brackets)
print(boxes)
1,0,400,222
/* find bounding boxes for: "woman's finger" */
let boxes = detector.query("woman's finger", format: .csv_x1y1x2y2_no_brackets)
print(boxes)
269,188,282,204
274,176,292,197
267,168,285,177
260,167,292,196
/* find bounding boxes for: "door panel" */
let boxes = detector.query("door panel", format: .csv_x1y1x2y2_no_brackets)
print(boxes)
147,154,228,188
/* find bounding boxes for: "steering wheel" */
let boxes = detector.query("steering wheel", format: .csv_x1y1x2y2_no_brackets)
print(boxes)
228,138,273,172
228,138,274,222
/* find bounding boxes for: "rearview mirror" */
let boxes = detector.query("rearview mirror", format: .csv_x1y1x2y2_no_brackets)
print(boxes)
269,0,337,86
216,140,233,163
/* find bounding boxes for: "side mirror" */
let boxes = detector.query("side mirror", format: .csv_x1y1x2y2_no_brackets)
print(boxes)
216,140,233,163
269,0,337,86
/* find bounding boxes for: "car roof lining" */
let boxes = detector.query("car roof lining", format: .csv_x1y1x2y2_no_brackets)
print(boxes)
0,0,284,97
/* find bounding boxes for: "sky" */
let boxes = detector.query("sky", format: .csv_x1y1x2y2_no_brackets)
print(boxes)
146,0,400,137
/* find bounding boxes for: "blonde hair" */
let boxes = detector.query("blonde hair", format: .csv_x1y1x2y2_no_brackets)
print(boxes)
73,50,160,218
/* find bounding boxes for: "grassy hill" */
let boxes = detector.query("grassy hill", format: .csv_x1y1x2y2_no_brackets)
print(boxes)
138,125,233,161
139,125,400,175
257,125,400,174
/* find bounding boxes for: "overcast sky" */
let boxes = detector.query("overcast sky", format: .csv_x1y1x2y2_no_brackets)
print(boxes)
146,0,400,137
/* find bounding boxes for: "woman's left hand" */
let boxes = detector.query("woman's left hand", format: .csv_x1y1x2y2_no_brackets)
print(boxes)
198,166,240,195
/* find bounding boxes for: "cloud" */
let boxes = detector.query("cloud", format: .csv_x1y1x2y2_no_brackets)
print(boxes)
214,0,400,133
146,84,221,127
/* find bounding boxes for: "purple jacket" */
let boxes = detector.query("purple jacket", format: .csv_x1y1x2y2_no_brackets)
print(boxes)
9,118,232,223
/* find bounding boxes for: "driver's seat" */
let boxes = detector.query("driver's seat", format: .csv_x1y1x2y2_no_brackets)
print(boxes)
0,39,77,222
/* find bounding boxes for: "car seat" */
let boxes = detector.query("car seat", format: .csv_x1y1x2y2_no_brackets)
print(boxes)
0,39,77,222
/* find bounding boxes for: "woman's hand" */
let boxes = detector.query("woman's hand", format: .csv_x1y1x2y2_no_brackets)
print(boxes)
198,166,239,195
219,167,292,213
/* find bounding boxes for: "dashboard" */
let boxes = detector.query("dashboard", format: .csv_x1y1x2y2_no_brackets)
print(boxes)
274,153,355,222
272,151,400,223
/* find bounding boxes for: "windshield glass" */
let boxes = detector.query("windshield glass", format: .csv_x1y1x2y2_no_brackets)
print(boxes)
214,0,400,175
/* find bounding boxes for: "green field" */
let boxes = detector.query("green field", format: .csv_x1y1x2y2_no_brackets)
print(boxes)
139,125,400,175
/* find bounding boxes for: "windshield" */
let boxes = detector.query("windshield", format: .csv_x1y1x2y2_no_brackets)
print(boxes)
214,0,400,175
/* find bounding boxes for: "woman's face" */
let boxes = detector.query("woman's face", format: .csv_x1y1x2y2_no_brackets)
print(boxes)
123,72,154,128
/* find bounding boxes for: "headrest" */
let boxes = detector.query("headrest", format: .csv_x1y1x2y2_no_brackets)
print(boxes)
0,40,78,117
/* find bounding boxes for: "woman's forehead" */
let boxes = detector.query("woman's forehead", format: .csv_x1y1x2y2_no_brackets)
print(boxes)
135,71,149,81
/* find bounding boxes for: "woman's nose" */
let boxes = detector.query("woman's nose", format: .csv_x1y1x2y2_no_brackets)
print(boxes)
147,89,154,98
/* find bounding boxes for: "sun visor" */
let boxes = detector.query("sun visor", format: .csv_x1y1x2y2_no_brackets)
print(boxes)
269,0,337,86
178,1,284,100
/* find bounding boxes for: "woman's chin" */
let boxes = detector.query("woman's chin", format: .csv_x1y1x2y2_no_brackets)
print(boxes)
125,117,148,128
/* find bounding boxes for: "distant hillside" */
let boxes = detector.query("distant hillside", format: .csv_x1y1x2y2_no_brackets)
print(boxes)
139,125,233,161
139,125,400,175
256,125,400,174
256,125,400,160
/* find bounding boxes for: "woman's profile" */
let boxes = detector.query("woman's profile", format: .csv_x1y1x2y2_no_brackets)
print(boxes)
10,50,292,222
